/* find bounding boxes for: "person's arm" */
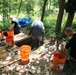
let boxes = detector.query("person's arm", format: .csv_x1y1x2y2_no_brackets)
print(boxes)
41,22,45,43
65,42,70,49
42,23,45,30
31,20,35,27
65,38,73,49
9,23,15,30
29,27,34,36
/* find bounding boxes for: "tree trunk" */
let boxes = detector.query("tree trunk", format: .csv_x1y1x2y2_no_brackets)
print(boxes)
55,0,65,34
41,0,48,22
55,0,65,51
62,12,75,37
17,0,22,17
64,12,75,30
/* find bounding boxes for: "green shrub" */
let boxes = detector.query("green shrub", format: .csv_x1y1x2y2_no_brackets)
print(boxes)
72,20,76,31
43,15,57,38
0,20,10,30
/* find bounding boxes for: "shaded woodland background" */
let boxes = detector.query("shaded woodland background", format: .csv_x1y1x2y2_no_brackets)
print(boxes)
0,0,76,40
0,1,76,74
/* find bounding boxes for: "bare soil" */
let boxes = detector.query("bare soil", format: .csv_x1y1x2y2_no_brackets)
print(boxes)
0,27,76,75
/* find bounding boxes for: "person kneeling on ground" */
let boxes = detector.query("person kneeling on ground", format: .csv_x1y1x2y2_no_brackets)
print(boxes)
64,27,76,60
29,18,45,50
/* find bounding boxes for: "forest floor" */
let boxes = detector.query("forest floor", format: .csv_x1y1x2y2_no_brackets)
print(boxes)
0,27,76,75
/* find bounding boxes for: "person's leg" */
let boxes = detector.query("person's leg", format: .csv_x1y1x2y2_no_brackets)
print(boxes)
31,38,35,50
70,51,76,60
68,52,76,63
31,37,40,50
36,38,40,47
14,27,20,34
31,37,37,50
42,33,44,41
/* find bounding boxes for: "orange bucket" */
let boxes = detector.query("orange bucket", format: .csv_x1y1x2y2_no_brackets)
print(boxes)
7,30,14,37
20,45,31,62
6,30,14,46
0,31,4,39
53,52,66,72
6,37,14,46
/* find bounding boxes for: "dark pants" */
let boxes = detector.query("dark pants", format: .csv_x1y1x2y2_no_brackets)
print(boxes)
14,27,20,34
31,38,40,50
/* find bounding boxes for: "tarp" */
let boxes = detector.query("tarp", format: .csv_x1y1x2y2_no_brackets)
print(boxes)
18,18,31,27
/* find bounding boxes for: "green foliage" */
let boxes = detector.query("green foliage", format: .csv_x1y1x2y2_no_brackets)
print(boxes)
25,0,34,15
72,20,76,31
0,20,10,30
51,0,59,8
63,37,70,41
44,15,57,38
0,0,76,41
0,21,3,30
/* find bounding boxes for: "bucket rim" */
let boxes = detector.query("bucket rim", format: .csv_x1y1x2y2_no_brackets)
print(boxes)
54,52,66,60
